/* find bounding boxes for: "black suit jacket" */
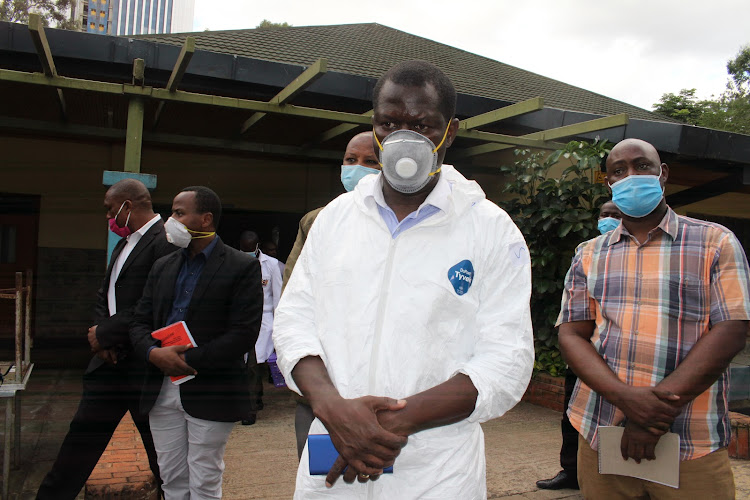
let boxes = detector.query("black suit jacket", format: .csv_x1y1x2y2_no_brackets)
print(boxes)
130,236,263,422
87,218,177,374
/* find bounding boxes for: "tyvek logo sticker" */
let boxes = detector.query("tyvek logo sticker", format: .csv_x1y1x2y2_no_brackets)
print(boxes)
448,260,474,296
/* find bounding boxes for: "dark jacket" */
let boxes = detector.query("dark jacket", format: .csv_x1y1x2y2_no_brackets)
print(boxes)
129,236,263,422
87,218,177,374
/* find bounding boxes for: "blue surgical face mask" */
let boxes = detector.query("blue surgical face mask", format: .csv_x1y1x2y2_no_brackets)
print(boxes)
609,166,664,218
340,164,380,192
597,217,620,235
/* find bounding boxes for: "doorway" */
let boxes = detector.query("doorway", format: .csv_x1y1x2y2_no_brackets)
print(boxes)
0,194,40,339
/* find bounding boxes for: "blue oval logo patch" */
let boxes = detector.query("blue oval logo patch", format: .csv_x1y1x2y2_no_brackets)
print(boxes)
448,260,474,296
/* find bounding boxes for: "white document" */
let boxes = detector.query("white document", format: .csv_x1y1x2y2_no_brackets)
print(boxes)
598,426,680,489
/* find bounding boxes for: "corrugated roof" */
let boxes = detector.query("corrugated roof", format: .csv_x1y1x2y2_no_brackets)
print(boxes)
137,23,671,122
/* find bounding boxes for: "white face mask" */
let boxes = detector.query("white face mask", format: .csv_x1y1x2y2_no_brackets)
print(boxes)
164,217,193,248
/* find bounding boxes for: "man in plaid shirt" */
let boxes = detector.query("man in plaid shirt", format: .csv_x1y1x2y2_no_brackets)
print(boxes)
558,138,750,499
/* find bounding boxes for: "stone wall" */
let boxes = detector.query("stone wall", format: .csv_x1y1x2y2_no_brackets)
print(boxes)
34,247,106,339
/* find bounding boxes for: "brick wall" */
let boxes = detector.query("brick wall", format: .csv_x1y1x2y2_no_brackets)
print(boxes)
85,412,159,499
730,412,750,460
522,373,565,412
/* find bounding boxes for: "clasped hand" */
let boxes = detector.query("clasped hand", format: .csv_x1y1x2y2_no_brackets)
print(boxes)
317,396,408,488
148,345,196,376
613,386,681,462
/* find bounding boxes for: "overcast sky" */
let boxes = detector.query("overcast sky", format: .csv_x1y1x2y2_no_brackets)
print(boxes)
193,0,749,111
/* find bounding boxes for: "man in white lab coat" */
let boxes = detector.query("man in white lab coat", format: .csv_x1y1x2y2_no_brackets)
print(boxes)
240,230,282,424
273,60,534,499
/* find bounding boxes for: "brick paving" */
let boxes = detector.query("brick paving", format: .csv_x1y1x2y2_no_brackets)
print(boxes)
3,368,750,499
85,413,159,499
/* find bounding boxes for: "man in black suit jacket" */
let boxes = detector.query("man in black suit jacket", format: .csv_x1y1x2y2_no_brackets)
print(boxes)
37,179,177,500
130,186,262,499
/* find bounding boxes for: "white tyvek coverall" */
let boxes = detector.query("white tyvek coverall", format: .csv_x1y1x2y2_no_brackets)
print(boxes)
273,166,534,499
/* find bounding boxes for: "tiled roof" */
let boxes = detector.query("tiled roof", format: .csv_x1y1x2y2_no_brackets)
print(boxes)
138,23,670,122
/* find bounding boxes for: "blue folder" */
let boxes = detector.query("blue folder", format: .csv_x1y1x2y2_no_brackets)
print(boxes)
308,434,394,475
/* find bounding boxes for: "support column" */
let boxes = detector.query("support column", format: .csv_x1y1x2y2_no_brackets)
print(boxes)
124,96,144,174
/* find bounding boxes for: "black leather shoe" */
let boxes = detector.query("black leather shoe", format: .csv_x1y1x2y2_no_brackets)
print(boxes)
536,470,579,490
241,415,257,426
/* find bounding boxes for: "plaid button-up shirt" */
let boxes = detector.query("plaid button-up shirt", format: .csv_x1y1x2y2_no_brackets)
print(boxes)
558,207,750,460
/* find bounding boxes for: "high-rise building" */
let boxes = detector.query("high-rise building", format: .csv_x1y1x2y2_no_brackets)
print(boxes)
72,0,195,35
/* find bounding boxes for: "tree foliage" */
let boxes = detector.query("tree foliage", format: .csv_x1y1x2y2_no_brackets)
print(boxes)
653,44,750,135
0,0,77,29
652,88,708,125
727,44,750,93
256,19,291,29
498,139,612,376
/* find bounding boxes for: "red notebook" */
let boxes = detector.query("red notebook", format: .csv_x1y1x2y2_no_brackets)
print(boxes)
151,321,198,385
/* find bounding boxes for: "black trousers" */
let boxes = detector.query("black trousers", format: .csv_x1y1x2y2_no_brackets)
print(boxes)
247,360,266,414
560,367,579,473
36,360,160,500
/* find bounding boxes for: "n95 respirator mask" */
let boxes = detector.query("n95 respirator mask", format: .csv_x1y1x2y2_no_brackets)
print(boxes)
374,124,450,194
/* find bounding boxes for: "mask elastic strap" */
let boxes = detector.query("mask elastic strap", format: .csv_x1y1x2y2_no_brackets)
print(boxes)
427,122,452,177
187,229,216,239
373,130,384,152
115,201,126,218
431,121,452,153
114,201,131,227
189,232,216,240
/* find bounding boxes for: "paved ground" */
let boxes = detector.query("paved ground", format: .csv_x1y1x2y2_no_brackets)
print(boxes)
3,368,750,499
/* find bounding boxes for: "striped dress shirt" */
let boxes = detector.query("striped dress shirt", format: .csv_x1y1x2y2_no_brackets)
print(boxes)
558,207,750,460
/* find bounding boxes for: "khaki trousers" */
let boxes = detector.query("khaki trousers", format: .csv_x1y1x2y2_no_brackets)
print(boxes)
577,434,735,499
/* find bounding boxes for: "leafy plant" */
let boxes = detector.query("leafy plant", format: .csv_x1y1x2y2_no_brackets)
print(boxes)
499,139,612,376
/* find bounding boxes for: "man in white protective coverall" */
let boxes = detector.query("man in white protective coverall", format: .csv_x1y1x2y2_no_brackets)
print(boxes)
273,59,535,499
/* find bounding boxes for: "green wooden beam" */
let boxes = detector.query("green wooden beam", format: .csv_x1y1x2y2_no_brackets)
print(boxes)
148,86,373,124
124,97,145,173
538,113,630,140
0,68,374,123
153,37,196,129
0,68,624,152
456,128,565,149
239,112,266,134
273,58,328,105
132,58,145,86
306,109,374,145
27,14,57,77
165,37,196,92
27,14,66,119
0,68,124,93
454,113,629,158
459,98,544,130
240,58,328,135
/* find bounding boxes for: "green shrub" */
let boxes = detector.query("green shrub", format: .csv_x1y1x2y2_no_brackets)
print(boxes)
499,139,612,376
